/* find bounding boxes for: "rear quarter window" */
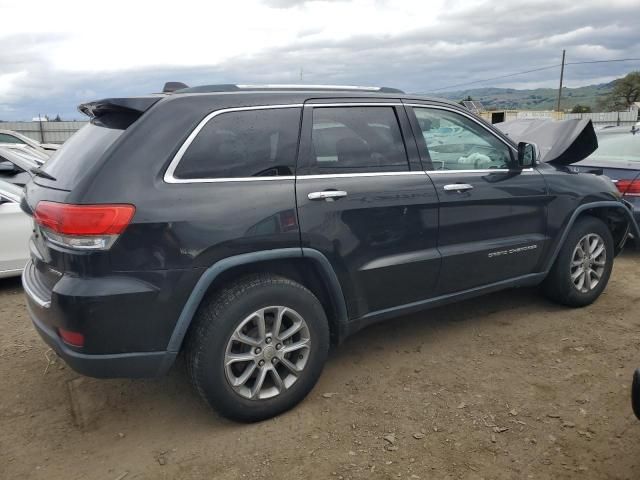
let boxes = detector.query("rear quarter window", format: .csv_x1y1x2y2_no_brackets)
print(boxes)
172,107,302,180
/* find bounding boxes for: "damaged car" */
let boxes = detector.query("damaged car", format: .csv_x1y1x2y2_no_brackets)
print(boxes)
20,84,640,421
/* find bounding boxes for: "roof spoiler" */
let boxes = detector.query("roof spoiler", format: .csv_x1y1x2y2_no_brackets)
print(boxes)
78,96,162,119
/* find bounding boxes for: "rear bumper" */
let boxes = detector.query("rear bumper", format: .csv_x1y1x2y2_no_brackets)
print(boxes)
21,259,195,378
27,301,176,378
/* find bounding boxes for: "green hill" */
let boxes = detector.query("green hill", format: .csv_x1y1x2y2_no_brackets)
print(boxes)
432,82,614,111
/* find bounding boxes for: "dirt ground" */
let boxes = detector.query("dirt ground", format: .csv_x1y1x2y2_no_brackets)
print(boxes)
1,252,640,480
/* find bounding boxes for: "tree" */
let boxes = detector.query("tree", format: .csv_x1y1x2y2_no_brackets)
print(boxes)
53,114,62,122
600,71,640,110
571,105,591,114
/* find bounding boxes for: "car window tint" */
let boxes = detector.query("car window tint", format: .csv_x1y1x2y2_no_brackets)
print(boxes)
413,108,512,171
174,108,301,179
310,107,409,173
0,133,26,144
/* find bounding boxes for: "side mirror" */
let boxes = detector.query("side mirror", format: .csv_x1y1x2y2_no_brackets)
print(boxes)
517,142,536,168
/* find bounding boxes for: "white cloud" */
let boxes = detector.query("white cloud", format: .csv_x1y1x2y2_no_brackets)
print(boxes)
0,0,639,119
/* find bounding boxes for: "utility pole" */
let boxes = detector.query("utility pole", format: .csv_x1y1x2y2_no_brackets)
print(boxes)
38,113,45,143
556,49,566,113
299,67,304,82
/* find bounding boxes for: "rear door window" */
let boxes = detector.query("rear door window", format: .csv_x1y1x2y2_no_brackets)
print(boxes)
172,107,301,180
308,106,409,174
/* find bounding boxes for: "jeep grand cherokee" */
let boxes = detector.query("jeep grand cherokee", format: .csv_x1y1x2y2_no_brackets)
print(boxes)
21,84,640,421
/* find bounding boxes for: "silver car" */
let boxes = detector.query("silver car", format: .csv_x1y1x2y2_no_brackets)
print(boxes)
0,179,30,278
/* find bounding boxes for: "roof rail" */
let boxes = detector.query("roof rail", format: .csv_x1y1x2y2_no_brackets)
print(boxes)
173,84,404,94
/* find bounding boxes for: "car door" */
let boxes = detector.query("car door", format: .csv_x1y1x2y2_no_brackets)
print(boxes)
404,103,549,294
295,101,440,319
0,181,31,276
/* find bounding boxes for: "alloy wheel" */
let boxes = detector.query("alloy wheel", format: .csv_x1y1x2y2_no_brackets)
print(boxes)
570,233,606,293
224,306,311,400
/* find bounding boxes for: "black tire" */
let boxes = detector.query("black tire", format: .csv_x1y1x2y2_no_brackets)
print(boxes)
542,215,614,307
185,274,329,422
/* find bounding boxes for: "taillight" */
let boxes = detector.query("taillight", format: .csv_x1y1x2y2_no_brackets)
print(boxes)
616,179,640,197
34,201,135,250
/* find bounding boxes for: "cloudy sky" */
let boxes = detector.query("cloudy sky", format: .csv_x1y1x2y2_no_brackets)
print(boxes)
1,0,639,120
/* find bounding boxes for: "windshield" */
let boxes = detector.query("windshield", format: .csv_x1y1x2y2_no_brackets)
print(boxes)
590,131,640,162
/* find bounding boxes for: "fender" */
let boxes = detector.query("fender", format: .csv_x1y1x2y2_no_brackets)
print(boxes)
542,200,640,273
165,247,349,354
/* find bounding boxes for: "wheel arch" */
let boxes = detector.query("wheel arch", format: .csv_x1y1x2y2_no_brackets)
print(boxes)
543,201,638,273
166,248,349,354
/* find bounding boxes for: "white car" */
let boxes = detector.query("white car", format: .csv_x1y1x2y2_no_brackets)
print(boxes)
0,179,30,278
0,129,59,152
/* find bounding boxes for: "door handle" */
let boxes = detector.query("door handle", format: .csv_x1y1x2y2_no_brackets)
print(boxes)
308,190,348,201
443,183,474,192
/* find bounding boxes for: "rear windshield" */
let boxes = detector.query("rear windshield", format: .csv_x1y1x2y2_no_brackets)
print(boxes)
40,113,132,190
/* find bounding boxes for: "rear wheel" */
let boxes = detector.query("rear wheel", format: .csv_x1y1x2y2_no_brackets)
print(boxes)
542,216,614,307
186,274,329,422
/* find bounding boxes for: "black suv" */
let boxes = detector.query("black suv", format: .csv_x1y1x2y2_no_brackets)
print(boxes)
21,84,639,421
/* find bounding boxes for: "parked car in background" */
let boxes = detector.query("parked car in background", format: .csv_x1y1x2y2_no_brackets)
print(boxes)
571,125,640,225
0,146,41,187
21,84,639,422
0,142,50,164
0,129,59,152
0,179,30,278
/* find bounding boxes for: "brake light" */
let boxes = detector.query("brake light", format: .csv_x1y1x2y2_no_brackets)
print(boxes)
58,328,85,347
616,179,640,197
34,201,135,250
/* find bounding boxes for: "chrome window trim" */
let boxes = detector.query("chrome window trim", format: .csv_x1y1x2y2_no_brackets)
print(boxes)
164,101,524,184
163,104,303,184
166,175,295,184
298,171,426,180
428,168,535,174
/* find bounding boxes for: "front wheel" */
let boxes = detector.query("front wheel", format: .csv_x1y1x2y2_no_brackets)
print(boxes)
542,216,614,307
186,274,330,422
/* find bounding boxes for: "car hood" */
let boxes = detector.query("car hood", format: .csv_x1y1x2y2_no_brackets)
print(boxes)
495,118,598,165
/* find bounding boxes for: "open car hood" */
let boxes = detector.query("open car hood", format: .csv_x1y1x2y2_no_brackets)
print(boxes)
495,118,598,165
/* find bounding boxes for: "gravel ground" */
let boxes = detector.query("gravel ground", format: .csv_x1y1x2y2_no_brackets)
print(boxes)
1,251,639,480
